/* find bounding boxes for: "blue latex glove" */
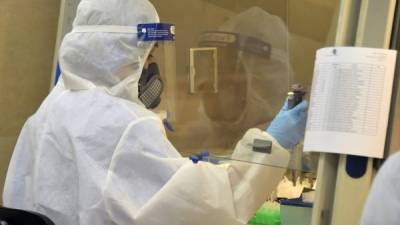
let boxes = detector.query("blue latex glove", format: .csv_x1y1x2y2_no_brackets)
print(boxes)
189,151,210,164
266,100,308,149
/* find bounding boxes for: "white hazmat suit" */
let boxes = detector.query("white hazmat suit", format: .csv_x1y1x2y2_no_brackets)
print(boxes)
361,152,400,225
3,0,291,224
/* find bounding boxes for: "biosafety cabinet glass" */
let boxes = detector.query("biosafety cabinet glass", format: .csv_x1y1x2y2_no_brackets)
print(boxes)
150,0,340,167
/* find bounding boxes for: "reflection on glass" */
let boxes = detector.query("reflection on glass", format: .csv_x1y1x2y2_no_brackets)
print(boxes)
190,47,218,94
199,8,289,152
150,0,339,166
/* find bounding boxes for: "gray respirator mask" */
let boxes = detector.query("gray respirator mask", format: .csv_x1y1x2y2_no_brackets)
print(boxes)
136,22,176,109
139,62,164,109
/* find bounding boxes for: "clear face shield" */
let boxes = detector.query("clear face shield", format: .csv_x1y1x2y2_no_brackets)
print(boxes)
137,23,176,110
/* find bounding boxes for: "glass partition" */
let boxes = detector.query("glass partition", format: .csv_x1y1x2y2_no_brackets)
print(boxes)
152,1,287,155
150,0,340,164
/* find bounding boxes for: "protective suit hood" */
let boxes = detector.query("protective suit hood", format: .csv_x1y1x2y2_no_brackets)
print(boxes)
59,0,160,104
202,7,291,127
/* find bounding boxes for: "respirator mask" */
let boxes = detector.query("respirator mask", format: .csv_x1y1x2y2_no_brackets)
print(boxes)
137,23,175,109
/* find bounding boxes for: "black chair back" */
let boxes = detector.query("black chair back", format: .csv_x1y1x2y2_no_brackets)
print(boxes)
0,207,55,225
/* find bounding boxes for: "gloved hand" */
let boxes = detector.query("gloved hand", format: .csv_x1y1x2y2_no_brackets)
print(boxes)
266,99,308,149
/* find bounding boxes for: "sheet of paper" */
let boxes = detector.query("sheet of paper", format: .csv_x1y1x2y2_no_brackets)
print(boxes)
304,47,397,158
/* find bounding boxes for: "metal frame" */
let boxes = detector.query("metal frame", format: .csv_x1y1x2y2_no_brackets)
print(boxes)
385,0,400,159
311,0,397,224
311,1,362,223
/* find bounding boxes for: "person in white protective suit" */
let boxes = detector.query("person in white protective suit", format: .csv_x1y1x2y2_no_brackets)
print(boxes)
360,152,400,225
3,0,308,225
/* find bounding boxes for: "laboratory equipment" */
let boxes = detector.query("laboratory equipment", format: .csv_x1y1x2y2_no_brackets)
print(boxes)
287,84,306,110
287,84,307,186
190,150,316,173
280,198,313,225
